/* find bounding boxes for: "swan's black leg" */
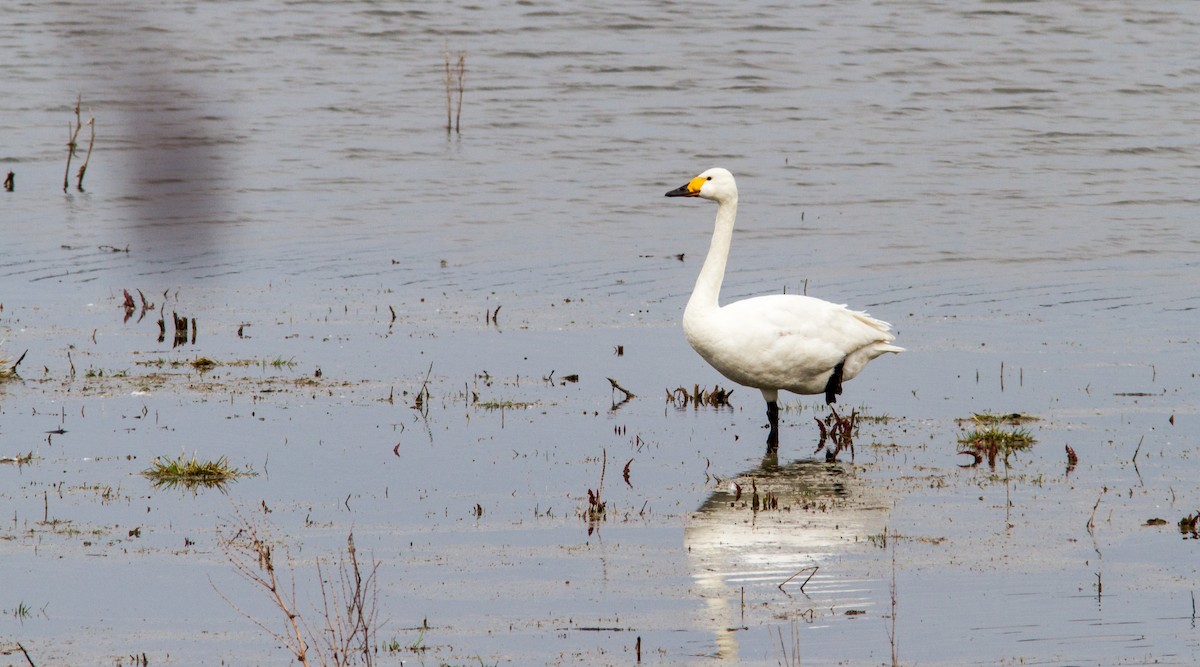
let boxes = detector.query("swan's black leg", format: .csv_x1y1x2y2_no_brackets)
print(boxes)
766,400,779,452
824,360,845,404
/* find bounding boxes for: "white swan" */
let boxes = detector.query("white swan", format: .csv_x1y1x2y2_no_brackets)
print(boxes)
665,167,903,449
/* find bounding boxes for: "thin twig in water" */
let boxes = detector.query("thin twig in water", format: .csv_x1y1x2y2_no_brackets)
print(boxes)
888,526,899,667
454,51,466,133
608,377,636,410
778,565,818,593
443,48,467,133
771,621,801,667
443,46,453,131
16,642,36,667
77,108,95,191
1087,487,1107,533
64,95,84,192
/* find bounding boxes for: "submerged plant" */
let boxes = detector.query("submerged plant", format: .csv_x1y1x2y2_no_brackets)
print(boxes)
141,451,255,490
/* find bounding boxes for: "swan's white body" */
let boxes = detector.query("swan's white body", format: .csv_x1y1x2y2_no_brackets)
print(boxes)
666,168,902,444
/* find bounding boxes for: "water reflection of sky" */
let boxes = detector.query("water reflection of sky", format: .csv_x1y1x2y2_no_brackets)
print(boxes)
2,0,1199,664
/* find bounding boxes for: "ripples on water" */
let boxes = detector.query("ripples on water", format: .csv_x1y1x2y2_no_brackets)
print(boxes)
3,1,1196,333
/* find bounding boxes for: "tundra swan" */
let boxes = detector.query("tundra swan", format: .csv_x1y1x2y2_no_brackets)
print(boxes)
665,167,902,451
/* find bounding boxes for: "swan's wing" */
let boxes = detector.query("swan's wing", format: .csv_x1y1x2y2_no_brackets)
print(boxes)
713,295,895,385
722,294,894,350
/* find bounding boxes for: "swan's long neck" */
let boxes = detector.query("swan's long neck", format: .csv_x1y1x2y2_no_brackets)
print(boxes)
687,196,737,313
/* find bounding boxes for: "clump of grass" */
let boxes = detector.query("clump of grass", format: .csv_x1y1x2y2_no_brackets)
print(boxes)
964,411,1038,426
958,426,1035,468
142,451,255,490
266,356,297,369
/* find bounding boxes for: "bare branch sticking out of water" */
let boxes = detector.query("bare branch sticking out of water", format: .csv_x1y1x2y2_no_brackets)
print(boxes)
216,511,312,666
216,512,381,666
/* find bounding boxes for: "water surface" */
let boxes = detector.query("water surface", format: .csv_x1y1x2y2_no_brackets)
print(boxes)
2,1,1198,665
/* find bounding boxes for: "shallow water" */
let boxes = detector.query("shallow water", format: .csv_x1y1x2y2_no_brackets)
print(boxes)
2,1,1199,665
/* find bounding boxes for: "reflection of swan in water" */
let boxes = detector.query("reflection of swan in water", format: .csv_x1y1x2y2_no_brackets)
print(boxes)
684,453,891,662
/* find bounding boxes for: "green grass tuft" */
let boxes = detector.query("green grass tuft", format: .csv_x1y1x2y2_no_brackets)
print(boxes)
141,451,255,490
958,427,1035,451
966,411,1038,426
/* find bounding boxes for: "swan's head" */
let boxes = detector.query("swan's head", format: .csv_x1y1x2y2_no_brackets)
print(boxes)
665,167,737,202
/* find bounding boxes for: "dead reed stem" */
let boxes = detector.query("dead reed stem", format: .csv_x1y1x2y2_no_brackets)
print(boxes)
454,52,465,133
77,110,95,191
443,47,453,131
778,565,818,593
64,95,83,192
16,642,36,667
1087,487,1107,533
443,46,466,133
888,526,899,667
62,94,95,192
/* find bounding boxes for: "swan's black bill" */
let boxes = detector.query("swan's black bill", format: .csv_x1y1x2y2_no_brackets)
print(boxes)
665,184,699,197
